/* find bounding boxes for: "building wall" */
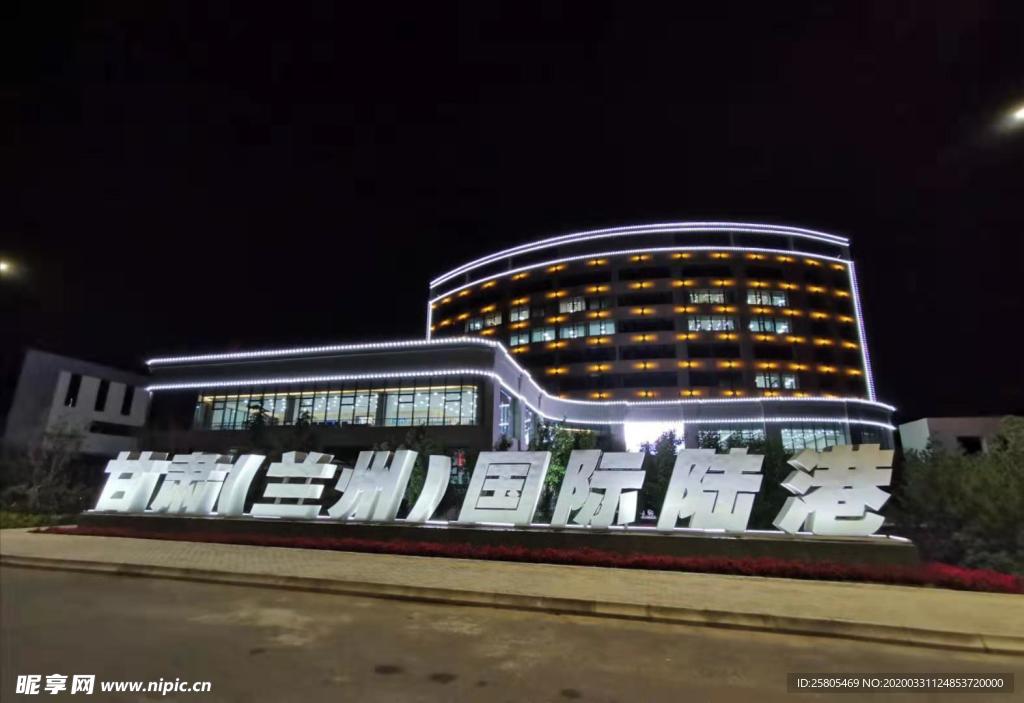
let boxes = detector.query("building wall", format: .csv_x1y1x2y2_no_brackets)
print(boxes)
899,417,1005,454
427,224,873,402
2,349,149,456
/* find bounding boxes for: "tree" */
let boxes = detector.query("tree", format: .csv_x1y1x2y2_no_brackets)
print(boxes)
398,425,442,514
529,419,596,520
892,416,1024,574
639,430,681,515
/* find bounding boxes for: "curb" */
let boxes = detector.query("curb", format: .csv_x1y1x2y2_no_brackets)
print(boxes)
3,553,1021,656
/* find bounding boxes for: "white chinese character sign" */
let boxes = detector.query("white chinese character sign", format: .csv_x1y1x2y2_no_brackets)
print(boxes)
657,448,764,532
773,444,894,536
90,444,894,539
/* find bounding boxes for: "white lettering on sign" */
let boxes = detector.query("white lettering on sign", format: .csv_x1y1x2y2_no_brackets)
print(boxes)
90,445,894,537
773,444,893,536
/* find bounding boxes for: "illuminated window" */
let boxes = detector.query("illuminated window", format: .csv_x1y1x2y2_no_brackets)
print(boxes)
755,372,799,389
587,296,611,310
498,389,513,437
466,317,483,331
531,327,556,342
483,311,502,327
686,316,736,332
558,296,586,314
746,290,788,307
509,332,530,346
587,320,616,336
749,317,792,334
201,381,479,430
781,424,849,451
509,305,529,322
697,428,766,448
688,288,726,304
560,323,586,339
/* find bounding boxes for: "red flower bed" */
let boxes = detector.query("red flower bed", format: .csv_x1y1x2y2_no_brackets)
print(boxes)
39,525,1023,594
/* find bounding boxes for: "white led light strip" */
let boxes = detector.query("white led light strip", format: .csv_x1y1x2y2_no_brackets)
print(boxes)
145,368,895,430
146,336,895,413
430,222,849,288
426,245,848,305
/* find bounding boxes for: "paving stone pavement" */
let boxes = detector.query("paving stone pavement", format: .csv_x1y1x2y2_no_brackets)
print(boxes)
2,528,1022,654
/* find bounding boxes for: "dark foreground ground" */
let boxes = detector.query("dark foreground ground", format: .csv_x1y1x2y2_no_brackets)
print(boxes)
1,566,1019,702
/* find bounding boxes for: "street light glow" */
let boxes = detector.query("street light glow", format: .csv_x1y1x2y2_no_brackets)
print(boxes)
1014,105,1024,121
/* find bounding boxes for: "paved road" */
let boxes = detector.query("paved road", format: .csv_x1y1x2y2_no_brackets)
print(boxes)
1,567,1019,702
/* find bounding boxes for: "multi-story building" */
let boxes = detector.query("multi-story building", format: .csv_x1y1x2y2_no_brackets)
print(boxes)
142,223,894,454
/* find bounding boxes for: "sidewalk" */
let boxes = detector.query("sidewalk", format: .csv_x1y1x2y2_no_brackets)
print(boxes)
2,528,1022,655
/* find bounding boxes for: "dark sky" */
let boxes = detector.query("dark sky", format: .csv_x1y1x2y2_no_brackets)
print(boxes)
4,1,1023,422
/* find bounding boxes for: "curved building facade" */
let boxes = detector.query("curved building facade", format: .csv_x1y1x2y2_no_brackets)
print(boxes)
429,223,875,402
143,222,893,455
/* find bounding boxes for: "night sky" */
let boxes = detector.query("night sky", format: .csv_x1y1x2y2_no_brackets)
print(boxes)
4,2,1023,422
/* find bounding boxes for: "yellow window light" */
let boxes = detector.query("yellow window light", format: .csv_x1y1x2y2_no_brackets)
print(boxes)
508,321,528,330
635,361,658,370
794,391,810,398
547,315,566,323
831,263,846,271
633,307,654,316
589,363,611,372
671,252,693,260
841,341,859,350
718,360,742,369
590,391,612,399
629,280,655,289
547,264,567,273
438,319,453,327
762,390,781,397
810,311,829,320
750,306,771,314
586,284,610,293
789,363,809,371
547,341,567,349
754,333,776,341
630,254,653,262
676,332,700,341
511,296,530,305
633,333,657,342
637,389,658,398
457,289,471,297
748,280,768,288
756,361,779,370
818,365,837,373
804,258,821,267
479,328,496,336
782,309,803,317
716,332,738,341
546,290,568,299
745,253,766,261
441,297,453,304
710,251,731,259
779,282,800,290
834,289,851,298
813,338,835,346
457,312,470,321
587,336,611,345
711,278,735,286
679,360,703,369
679,389,702,397
586,258,608,266
510,346,528,354
481,281,497,289
480,304,496,313
546,366,569,375
674,305,698,314
713,305,737,313
510,272,529,281
785,335,806,344
837,315,855,323
846,368,863,376
776,255,795,263
806,285,826,293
